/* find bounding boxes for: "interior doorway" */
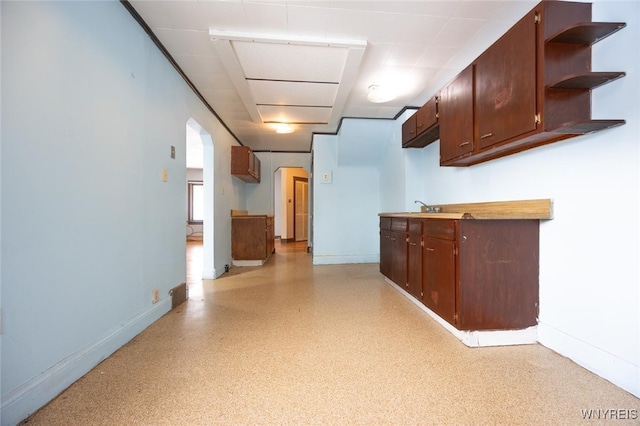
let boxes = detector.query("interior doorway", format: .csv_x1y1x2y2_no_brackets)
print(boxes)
186,119,215,286
293,177,308,241
274,167,309,248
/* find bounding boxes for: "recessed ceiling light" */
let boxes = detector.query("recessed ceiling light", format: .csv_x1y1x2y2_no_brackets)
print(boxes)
367,84,394,103
275,123,295,134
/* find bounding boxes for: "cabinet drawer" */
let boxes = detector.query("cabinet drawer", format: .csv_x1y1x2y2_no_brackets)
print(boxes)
424,219,456,240
380,217,392,230
408,218,422,234
391,218,408,232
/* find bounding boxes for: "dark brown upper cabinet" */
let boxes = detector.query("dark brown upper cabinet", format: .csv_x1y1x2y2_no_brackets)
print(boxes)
231,146,261,183
401,96,439,148
438,1,625,167
439,65,474,164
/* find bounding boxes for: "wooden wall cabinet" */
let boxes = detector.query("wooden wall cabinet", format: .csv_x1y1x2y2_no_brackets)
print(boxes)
439,65,474,164
401,97,440,148
438,1,625,166
231,215,274,264
231,146,261,183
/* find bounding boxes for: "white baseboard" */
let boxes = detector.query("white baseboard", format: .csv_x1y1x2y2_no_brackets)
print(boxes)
1,298,171,426
538,322,640,398
386,278,538,347
312,254,378,265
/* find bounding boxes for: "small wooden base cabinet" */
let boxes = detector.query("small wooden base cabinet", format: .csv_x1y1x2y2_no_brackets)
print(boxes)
231,215,274,266
380,216,540,331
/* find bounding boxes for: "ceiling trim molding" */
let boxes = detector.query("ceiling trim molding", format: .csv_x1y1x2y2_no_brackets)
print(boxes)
119,0,244,146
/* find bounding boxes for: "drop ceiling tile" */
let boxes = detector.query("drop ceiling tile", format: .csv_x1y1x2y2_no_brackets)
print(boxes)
432,17,488,48
385,44,428,67
154,28,216,56
241,2,288,34
199,1,247,31
397,14,446,45
415,46,460,68
329,1,462,17
173,54,225,75
248,80,338,107
130,1,209,30
286,5,329,37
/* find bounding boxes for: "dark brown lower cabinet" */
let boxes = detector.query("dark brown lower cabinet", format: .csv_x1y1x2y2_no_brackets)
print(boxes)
407,218,423,299
231,215,275,262
380,217,539,331
423,235,456,325
454,220,539,330
380,217,407,288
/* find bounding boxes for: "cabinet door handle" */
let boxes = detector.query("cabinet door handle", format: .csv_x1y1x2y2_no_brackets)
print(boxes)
459,141,470,147
425,247,435,252
480,132,494,139
409,242,417,246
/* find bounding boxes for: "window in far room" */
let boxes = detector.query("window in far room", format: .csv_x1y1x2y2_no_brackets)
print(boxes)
188,181,203,224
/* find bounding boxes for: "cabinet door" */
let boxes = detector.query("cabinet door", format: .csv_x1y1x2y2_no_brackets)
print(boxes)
475,12,537,149
407,234,422,297
380,229,392,278
252,155,261,182
401,114,417,146
390,231,407,287
423,237,456,325
439,65,474,163
416,97,437,136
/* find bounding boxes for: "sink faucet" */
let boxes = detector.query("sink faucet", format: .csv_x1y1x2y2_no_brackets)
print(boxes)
415,200,440,213
415,200,429,209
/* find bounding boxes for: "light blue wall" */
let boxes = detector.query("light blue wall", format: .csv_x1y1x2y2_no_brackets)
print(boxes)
0,2,243,423
246,152,311,215
312,119,393,264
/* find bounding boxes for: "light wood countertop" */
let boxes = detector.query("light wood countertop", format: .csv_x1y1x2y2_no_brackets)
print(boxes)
380,198,553,220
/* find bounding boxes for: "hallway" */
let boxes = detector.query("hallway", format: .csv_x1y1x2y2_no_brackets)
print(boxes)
23,242,638,424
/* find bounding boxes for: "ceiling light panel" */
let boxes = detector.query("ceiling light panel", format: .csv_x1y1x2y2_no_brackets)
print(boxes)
210,30,366,127
231,41,348,83
258,105,331,124
248,80,338,107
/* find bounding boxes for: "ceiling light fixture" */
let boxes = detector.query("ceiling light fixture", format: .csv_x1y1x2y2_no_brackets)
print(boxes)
275,123,295,134
367,84,394,103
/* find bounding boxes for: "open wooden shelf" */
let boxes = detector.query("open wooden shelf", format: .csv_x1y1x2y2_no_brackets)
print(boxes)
551,119,626,135
547,22,626,45
548,71,626,90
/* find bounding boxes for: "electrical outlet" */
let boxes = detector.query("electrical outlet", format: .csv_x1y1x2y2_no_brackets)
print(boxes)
321,171,332,183
152,288,159,304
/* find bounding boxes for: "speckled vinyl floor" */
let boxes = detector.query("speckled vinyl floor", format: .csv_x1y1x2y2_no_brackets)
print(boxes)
22,241,639,425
